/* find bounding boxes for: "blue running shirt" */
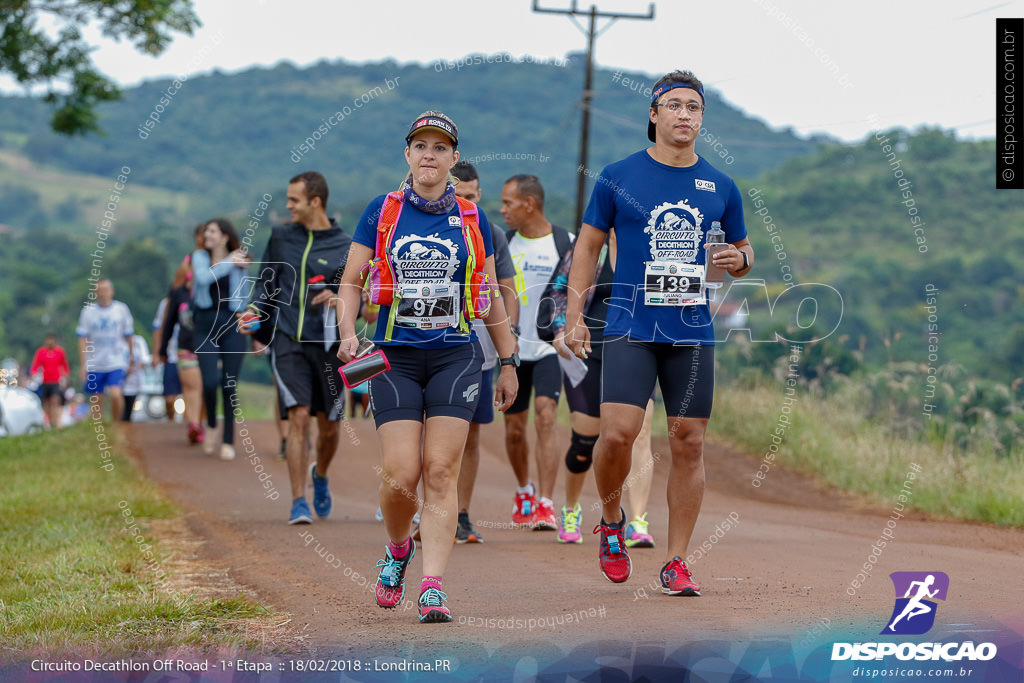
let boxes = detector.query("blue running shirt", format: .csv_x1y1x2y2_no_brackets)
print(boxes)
354,195,495,348
582,151,747,344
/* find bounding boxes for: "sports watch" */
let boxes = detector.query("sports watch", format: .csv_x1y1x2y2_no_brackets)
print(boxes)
498,352,520,368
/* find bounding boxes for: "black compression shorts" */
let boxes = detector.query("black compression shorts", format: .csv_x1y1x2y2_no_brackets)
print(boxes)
471,367,495,424
601,337,714,419
564,354,602,418
368,342,484,426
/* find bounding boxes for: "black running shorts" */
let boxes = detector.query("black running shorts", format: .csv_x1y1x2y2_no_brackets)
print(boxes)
601,337,714,419
564,354,602,418
471,367,495,424
368,342,484,426
40,383,63,401
271,336,346,421
507,354,563,415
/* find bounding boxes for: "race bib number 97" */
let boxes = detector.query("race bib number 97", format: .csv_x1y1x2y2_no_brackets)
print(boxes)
395,283,460,329
644,262,704,306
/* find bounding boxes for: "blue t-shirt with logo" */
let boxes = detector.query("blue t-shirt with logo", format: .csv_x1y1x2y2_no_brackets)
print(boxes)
582,150,746,345
354,195,495,348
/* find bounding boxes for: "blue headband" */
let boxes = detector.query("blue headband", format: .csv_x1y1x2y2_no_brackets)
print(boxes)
651,81,705,106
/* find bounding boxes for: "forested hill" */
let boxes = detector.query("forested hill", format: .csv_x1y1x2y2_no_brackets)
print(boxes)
734,128,1018,383
4,55,1014,396
0,55,823,233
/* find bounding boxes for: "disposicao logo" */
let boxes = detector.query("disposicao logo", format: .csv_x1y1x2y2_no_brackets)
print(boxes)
882,571,948,635
831,571,997,662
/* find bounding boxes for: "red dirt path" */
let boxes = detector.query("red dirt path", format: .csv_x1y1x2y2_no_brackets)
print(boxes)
128,417,1024,676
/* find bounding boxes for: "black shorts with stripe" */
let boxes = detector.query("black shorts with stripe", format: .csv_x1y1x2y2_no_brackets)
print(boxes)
271,336,346,421
368,342,484,426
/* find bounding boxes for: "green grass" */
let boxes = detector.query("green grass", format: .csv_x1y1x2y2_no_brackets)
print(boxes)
709,378,1024,526
235,381,278,422
537,373,1022,526
0,422,279,657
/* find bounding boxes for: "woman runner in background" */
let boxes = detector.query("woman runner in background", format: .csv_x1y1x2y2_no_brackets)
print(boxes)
192,218,250,460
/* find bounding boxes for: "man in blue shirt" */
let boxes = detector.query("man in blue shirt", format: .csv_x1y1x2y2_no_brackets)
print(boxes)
566,70,754,595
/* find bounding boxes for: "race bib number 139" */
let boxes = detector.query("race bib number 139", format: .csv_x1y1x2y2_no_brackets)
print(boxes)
644,262,704,306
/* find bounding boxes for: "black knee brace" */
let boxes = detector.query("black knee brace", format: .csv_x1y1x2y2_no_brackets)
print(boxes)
565,431,598,474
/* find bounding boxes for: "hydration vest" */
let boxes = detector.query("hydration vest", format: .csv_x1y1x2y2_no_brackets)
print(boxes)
360,192,495,339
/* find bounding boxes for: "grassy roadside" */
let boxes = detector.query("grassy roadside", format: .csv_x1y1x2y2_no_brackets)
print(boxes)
0,422,280,658
708,378,1024,527
514,374,1021,527
236,381,278,422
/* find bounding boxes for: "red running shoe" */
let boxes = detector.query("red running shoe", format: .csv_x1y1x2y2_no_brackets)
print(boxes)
512,490,537,526
531,499,558,531
661,556,701,596
187,422,201,444
593,520,631,583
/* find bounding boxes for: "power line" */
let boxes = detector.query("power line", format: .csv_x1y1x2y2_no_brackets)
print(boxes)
532,1,654,231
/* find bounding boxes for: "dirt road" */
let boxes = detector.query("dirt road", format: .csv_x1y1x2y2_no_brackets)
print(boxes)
128,418,1024,681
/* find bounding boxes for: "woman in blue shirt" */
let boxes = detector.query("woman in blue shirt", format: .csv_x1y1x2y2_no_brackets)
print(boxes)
336,111,518,624
192,218,250,461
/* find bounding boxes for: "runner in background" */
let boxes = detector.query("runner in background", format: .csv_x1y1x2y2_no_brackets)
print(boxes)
29,333,70,429
120,334,152,422
192,218,250,461
158,255,203,444
77,279,134,423
152,297,182,422
153,239,197,425
242,171,353,525
452,159,519,544
502,174,572,531
549,231,657,547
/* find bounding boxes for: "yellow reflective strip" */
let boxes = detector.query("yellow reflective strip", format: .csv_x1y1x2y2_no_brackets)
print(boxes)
384,300,399,342
511,253,527,305
296,229,314,341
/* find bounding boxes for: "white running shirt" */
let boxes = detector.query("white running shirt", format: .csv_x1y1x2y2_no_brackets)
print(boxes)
507,231,573,363
77,301,134,373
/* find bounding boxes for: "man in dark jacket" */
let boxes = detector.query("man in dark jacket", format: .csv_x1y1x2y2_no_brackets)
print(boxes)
242,171,352,525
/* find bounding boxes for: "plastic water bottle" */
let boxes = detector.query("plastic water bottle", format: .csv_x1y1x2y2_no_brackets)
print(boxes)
705,221,727,288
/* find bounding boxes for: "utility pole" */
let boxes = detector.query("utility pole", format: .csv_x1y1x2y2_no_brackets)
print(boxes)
532,1,655,232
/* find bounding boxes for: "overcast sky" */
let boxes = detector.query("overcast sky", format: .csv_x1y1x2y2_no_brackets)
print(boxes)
3,0,1017,143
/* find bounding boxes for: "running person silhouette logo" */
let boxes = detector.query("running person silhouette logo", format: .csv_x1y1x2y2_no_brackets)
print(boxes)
881,571,949,635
